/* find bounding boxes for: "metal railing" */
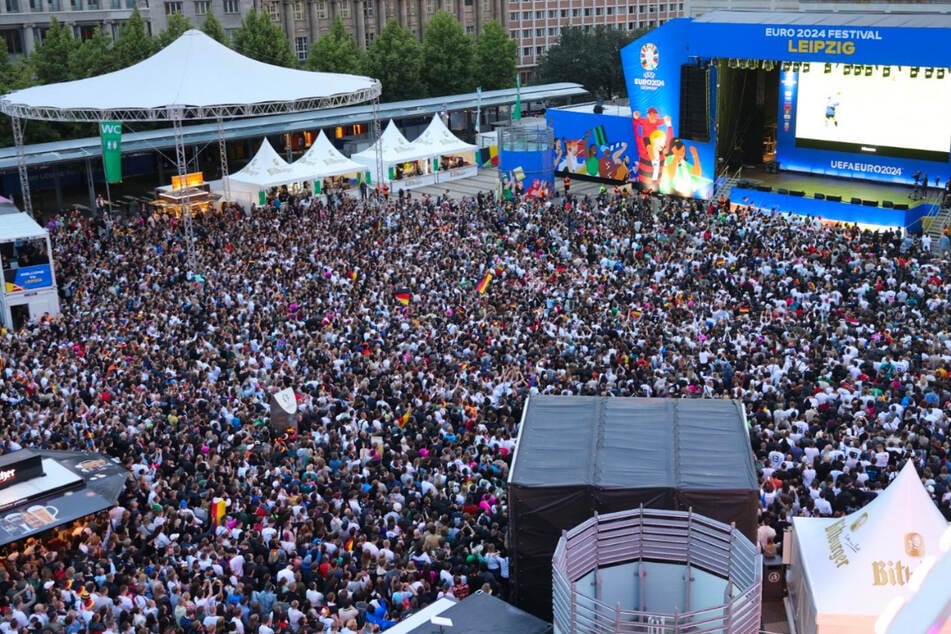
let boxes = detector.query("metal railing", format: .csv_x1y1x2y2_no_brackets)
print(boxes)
553,507,762,634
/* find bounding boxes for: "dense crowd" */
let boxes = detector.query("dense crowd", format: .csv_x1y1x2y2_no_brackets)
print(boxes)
0,186,950,633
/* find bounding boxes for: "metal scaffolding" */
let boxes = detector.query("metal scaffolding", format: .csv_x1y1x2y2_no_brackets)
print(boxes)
217,117,231,203
10,116,32,217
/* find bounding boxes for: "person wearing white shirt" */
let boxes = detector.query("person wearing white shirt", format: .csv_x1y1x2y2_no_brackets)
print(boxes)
276,563,296,588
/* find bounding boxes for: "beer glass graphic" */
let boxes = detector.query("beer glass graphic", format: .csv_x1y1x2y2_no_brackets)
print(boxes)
24,505,58,528
904,532,924,557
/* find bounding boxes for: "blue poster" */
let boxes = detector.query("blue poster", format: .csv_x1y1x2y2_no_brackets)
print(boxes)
10,264,53,291
548,110,637,182
498,149,555,200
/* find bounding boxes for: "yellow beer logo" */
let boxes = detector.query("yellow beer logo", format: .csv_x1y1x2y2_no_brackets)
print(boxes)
904,533,924,558
849,512,869,533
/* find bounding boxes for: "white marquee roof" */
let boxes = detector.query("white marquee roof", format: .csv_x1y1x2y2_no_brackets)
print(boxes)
792,461,950,632
351,120,433,164
410,114,478,156
292,131,365,179
0,211,48,243
0,30,380,122
228,139,310,189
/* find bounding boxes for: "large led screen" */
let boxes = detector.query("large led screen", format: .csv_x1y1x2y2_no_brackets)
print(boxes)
794,66,951,163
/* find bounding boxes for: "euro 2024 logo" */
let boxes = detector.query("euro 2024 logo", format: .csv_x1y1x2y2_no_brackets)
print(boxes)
640,43,659,71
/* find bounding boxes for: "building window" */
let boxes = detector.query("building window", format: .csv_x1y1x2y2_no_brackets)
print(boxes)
520,10,528,19
465,24,473,33
464,0,472,5
534,28,542,36
294,0,304,19
28,0,41,10
69,0,78,9
46,0,58,9
365,30,374,44
164,1,182,13
86,0,98,8
266,2,281,21
508,11,515,20
639,5,645,12
583,7,589,16
194,0,209,14
223,0,239,12
521,46,529,57
338,1,349,17
606,6,612,15
4,0,19,11
294,35,308,60
362,0,372,17
316,0,326,17
571,8,578,17
594,7,601,16
520,28,528,37
509,29,515,38
533,10,541,18
547,26,556,36
0,30,23,53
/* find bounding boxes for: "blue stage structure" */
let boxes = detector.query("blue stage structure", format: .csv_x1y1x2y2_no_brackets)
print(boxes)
546,10,951,230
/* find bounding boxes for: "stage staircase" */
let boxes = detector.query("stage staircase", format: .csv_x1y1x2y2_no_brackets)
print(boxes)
712,167,743,202
924,190,950,252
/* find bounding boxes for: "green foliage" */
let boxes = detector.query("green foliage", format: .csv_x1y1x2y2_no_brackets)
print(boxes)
68,26,115,79
31,17,77,84
306,17,363,74
157,13,192,50
232,9,298,68
112,7,156,69
364,20,424,101
535,26,641,98
421,11,473,97
0,47,33,146
201,12,228,44
474,20,516,91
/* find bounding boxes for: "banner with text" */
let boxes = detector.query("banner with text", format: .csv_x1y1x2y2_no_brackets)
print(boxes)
99,121,122,184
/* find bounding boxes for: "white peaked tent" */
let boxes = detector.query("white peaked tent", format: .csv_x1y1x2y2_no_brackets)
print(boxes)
218,139,312,209
351,120,435,190
787,460,951,634
410,114,479,183
0,30,380,118
292,131,365,182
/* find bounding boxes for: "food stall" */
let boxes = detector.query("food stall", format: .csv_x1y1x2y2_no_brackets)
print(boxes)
411,114,479,183
351,120,436,192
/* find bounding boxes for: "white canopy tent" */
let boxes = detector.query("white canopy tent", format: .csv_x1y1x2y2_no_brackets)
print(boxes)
216,139,313,209
292,131,366,185
787,460,951,634
351,120,435,191
0,30,380,121
0,207,60,329
410,114,479,183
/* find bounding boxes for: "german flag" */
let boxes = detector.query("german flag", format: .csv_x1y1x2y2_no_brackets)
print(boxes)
394,289,411,305
211,498,227,526
397,410,411,428
475,272,493,294
348,271,358,282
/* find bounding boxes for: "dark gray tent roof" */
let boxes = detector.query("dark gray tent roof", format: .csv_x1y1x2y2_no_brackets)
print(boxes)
509,396,758,490
400,592,552,634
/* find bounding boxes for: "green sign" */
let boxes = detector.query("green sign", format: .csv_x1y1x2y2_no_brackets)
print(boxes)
258,191,266,206
314,180,321,194
99,121,122,183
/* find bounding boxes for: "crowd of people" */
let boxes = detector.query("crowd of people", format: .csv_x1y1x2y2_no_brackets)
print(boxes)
0,185,949,633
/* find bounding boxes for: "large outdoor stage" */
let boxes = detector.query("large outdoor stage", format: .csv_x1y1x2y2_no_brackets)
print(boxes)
545,9,951,231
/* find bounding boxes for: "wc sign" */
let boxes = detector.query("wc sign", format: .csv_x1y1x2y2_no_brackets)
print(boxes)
99,121,122,184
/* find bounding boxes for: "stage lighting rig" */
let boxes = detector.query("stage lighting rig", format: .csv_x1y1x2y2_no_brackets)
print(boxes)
762,60,775,71
911,67,920,78
802,63,810,73
781,61,791,72
883,66,891,78
843,64,851,76
792,62,800,73
925,68,934,79
939,69,946,79
864,65,873,77
824,63,832,74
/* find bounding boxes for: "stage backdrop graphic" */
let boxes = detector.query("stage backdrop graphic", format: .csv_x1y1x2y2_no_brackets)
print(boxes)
620,19,715,199
497,148,555,200
775,69,951,184
547,109,638,182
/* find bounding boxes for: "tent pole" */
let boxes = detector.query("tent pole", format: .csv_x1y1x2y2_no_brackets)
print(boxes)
217,117,231,203
372,97,384,204
85,158,96,212
11,116,32,217
172,111,195,271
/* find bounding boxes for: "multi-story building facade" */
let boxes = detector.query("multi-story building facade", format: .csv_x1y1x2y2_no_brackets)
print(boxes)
508,0,684,72
0,0,140,56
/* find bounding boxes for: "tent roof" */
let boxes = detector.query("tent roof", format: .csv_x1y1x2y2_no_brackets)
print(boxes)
397,592,552,634
410,114,478,156
793,461,950,619
0,30,380,122
509,396,758,490
228,139,309,188
351,120,434,164
293,130,365,178
0,211,48,243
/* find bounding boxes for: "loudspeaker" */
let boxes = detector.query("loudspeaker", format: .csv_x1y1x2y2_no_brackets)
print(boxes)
827,195,842,202
895,203,909,211
678,64,710,142
850,197,862,205
863,199,878,207
814,192,826,200
790,190,805,197
778,188,789,195
758,185,772,192
593,104,604,114
882,200,894,208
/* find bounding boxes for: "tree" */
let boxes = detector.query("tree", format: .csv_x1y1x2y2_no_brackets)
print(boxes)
202,12,228,44
474,20,516,91
68,26,114,79
232,9,297,67
0,46,33,145
157,13,192,50
112,6,156,69
536,26,640,99
30,17,78,84
421,11,473,97
363,20,424,102
305,16,363,74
